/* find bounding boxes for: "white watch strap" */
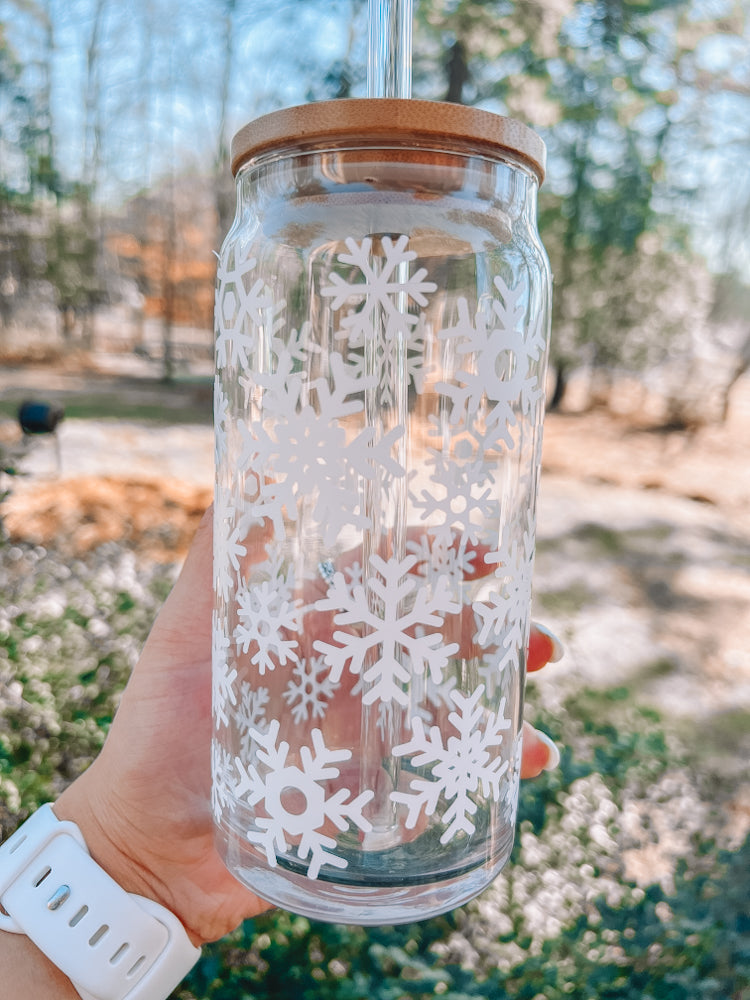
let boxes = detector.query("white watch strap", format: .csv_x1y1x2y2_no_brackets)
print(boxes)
0,804,201,1000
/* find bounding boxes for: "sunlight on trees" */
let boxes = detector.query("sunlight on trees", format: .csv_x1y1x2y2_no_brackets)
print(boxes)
0,0,747,411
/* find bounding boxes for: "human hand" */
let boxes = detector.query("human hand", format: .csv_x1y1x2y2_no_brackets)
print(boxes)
56,507,562,947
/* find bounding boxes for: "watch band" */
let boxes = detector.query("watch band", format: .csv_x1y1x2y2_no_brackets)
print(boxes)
0,803,201,1000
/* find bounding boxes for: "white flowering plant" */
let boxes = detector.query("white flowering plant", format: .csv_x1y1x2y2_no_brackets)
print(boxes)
0,538,176,823
0,532,746,999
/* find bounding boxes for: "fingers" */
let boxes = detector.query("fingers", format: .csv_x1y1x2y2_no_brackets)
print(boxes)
523,624,563,778
528,622,563,672
520,721,560,779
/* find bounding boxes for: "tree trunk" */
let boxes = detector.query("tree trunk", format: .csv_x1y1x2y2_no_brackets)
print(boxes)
718,349,750,424
60,306,75,342
548,363,568,411
445,40,469,104
81,308,95,351
161,183,177,383
214,0,238,240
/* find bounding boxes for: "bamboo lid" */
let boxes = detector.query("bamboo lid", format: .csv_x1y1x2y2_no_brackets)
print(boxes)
231,99,546,184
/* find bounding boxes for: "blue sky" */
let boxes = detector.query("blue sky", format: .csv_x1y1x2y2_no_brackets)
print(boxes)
1,0,747,275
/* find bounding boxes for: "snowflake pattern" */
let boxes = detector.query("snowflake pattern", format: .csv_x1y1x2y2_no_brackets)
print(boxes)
322,235,436,343
214,379,230,466
410,441,497,548
235,681,270,757
234,572,302,674
283,655,340,724
214,486,247,604
241,352,405,544
474,511,535,666
391,685,511,843
321,236,435,407
211,739,234,822
338,307,432,407
212,612,237,729
437,277,544,448
501,731,523,823
314,554,461,706
240,720,374,879
405,533,477,596
412,670,460,726
213,232,544,860
215,244,278,370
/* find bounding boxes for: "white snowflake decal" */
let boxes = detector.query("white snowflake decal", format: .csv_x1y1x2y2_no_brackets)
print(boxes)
271,320,319,367
250,344,310,420
214,486,247,604
405,533,477,595
235,681,270,757
474,512,535,664
237,324,320,428
502,731,523,823
436,277,544,448
211,738,234,822
322,234,436,344
411,669,460,726
313,554,461,706
214,379,230,466
338,309,432,408
282,655,340,724
471,641,509,696
212,612,237,729
322,236,435,407
242,352,405,545
341,560,365,593
215,244,279,371
234,573,301,674
391,685,511,844
410,439,497,548
241,720,374,879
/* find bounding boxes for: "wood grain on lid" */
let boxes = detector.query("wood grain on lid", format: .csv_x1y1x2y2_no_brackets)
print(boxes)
231,99,546,184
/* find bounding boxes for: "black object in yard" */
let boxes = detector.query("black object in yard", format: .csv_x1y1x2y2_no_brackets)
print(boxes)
18,400,65,435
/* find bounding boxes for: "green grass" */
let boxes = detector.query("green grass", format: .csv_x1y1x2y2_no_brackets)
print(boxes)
677,708,750,767
535,579,598,615
571,522,627,554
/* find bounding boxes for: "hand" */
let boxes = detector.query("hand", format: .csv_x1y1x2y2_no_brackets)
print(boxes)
56,508,562,947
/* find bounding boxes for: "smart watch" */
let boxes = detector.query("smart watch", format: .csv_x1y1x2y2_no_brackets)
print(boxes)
0,804,201,1000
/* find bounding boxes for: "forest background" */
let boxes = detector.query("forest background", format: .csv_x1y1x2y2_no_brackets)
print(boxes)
0,1,749,998
1,0,749,410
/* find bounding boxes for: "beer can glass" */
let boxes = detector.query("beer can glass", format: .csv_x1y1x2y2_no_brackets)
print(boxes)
212,99,551,924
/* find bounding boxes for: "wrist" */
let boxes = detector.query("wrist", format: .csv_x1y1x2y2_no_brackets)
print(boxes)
0,796,201,999
0,929,81,999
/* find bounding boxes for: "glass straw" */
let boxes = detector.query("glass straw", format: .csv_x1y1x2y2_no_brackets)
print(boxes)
361,0,414,845
367,0,413,99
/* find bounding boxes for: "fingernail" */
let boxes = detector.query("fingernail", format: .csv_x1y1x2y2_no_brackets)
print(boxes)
536,730,561,771
533,623,564,663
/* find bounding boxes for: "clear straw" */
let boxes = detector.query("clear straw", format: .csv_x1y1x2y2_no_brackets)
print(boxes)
360,0,413,846
367,0,413,99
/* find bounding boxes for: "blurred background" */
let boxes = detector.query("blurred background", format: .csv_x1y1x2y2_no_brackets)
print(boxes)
0,1,748,997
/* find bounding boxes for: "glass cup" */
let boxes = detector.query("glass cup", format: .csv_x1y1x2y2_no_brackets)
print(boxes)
212,99,551,924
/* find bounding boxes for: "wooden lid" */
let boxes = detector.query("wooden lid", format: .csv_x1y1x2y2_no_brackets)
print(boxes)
231,99,546,184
